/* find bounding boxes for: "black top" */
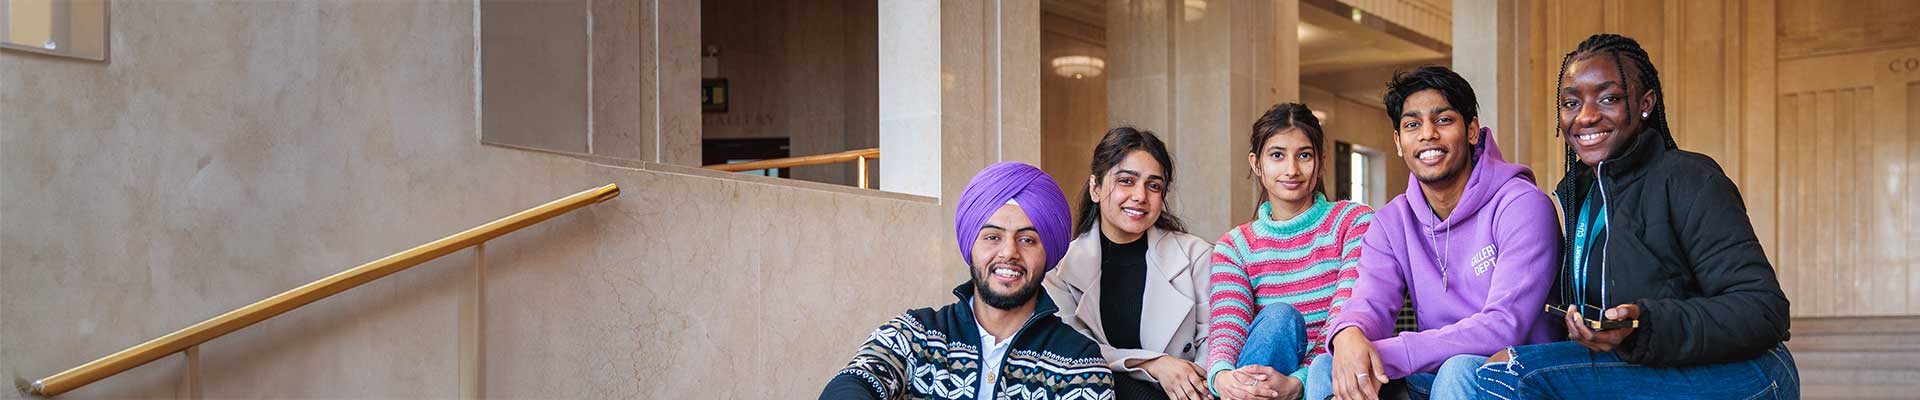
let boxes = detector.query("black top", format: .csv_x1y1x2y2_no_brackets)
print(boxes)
1099,231,1149,350
1548,127,1791,367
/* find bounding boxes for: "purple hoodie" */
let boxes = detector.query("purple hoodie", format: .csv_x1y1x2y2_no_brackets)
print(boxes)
1323,132,1562,378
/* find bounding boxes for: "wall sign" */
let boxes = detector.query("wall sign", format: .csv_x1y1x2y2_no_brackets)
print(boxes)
702,78,728,113
1891,56,1920,73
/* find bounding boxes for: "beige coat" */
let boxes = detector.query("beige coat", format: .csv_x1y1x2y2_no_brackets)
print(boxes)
1043,227,1214,382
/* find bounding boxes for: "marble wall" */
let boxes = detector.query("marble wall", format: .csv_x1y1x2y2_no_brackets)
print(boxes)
878,0,1043,204
1452,0,1536,166
0,0,987,398
1106,0,1297,240
480,0,702,165
699,0,879,186
1302,86,1411,207
1039,15,1110,219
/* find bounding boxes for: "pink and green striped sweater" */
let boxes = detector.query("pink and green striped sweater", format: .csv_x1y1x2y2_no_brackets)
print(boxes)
1206,194,1372,380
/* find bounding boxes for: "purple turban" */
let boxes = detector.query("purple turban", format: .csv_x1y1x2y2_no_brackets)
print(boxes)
954,162,1072,271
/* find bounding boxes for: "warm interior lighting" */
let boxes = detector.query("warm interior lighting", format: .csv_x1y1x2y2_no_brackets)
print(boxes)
1184,0,1207,22
1051,55,1106,79
6,0,55,48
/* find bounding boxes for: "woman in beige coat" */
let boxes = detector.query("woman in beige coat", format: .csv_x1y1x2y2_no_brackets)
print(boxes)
1045,127,1216,400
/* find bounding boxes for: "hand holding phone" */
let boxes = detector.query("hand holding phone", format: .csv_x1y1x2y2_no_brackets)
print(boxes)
1550,303,1641,353
1544,303,1639,331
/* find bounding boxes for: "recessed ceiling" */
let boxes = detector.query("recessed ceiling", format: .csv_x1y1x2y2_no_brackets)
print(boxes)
1041,0,1450,100
1042,0,1105,30
1297,2,1446,76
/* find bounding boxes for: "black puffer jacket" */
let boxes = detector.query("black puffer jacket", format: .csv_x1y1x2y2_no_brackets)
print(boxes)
1549,128,1791,367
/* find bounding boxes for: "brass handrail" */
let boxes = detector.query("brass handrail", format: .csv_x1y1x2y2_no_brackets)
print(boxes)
22,184,621,397
704,148,879,189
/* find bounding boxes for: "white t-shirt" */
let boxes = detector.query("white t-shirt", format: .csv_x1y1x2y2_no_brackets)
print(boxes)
975,320,1014,400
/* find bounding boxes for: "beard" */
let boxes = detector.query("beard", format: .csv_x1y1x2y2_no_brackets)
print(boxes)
970,262,1044,310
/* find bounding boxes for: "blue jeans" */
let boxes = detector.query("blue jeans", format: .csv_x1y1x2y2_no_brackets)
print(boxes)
1304,353,1487,400
1407,354,1490,400
1473,341,1799,400
1216,304,1311,397
1238,304,1309,375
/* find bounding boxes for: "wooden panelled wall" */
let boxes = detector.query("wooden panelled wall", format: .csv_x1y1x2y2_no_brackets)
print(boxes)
1525,0,1920,317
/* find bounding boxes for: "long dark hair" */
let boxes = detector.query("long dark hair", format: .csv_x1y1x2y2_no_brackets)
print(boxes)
1074,127,1188,236
1248,103,1328,214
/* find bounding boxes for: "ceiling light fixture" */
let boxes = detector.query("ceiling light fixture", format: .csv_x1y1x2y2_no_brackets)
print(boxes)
1051,55,1106,79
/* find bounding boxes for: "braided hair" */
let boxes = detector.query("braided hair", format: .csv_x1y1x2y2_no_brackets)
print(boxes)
1550,35,1676,308
1551,33,1675,228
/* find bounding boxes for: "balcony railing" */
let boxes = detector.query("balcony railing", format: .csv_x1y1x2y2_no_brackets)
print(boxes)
704,148,879,189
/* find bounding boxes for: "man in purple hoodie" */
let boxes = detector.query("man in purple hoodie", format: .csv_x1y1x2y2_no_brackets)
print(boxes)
1306,66,1562,400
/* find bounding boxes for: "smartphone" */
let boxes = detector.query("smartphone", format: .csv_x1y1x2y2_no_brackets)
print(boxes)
1544,303,1638,331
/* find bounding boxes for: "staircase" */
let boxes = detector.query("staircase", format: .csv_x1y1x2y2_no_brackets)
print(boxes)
1792,317,1920,399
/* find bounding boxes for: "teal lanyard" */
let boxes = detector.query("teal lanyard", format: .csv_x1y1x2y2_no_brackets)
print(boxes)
1569,185,1607,312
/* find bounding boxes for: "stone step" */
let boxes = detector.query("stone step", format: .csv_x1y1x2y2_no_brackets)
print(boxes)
1793,316,1920,334
1796,367,1920,385
1789,350,1920,370
1802,383,1920,399
1787,317,1920,399
1788,333,1920,352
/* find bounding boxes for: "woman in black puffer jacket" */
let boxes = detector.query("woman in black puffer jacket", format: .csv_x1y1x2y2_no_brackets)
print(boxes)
1472,33,1798,400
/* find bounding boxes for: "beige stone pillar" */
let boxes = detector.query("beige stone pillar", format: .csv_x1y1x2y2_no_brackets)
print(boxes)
1452,0,1531,164
1107,0,1296,240
478,0,701,166
878,0,1042,200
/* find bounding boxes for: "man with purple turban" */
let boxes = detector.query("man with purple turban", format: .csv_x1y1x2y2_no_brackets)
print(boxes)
822,162,1116,400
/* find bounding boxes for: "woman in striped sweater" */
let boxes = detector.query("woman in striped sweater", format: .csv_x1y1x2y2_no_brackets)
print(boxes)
1206,103,1374,400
